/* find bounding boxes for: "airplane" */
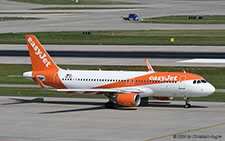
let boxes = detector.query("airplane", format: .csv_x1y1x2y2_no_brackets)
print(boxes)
22,35,215,109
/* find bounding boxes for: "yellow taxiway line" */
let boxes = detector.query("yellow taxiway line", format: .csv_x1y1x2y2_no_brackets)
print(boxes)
146,122,225,141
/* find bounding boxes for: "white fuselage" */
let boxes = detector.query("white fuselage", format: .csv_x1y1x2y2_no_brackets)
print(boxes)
55,69,215,98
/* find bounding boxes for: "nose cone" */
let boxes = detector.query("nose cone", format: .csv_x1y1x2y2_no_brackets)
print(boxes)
204,83,215,96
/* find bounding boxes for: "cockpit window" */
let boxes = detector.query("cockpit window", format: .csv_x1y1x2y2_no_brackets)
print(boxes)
193,80,207,84
201,80,207,83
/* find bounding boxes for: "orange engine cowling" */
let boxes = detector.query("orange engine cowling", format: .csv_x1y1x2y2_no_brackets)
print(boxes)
116,93,141,107
152,96,173,100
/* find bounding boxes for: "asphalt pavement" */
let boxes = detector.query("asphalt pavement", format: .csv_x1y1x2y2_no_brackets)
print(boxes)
0,96,225,141
1,44,225,67
1,0,225,33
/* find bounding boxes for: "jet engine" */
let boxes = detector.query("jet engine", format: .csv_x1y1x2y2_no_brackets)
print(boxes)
116,93,141,107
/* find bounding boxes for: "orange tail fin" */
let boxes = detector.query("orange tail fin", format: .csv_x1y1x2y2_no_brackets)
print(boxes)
25,35,59,71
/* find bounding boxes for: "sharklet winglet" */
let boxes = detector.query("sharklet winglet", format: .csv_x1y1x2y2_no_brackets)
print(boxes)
144,59,154,72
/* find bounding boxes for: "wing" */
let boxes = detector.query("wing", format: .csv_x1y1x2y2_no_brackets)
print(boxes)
56,88,140,94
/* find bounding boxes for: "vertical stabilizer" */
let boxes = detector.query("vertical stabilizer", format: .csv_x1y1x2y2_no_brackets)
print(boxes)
25,35,59,71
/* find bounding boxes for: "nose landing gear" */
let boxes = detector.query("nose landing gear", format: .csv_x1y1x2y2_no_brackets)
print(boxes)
184,97,191,108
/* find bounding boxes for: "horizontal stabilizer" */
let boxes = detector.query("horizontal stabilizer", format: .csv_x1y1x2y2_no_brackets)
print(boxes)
8,75,27,78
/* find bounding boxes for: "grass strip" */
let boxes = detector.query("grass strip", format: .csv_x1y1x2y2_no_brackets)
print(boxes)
0,12,82,14
142,15,225,24
32,7,145,10
1,30,225,45
0,87,105,98
10,0,138,5
1,64,225,89
0,87,224,102
171,92,225,102
0,17,39,21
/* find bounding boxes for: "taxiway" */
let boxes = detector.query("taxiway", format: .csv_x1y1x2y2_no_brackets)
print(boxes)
0,96,224,141
1,44,225,67
1,0,225,33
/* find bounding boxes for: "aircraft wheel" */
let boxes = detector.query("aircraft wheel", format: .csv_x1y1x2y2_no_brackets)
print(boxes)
184,104,191,109
105,101,115,109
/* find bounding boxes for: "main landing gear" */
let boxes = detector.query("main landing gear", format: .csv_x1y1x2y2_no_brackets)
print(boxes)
105,100,115,109
184,97,191,108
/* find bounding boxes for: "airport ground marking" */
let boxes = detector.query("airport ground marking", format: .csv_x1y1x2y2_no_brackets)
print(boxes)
145,122,225,141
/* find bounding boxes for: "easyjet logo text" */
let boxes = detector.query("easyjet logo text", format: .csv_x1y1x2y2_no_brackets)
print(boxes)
28,37,51,68
149,75,178,81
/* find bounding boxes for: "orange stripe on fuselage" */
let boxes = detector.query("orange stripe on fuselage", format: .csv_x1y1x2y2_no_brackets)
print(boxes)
94,72,204,89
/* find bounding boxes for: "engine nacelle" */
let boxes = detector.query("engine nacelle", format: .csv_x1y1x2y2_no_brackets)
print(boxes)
152,96,173,101
116,93,141,107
